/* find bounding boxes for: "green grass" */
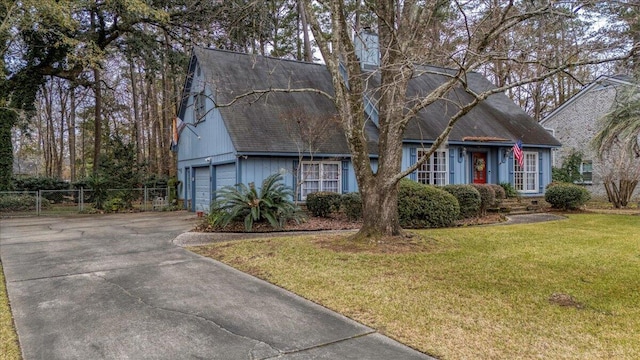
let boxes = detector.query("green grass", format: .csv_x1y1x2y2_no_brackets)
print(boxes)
191,214,640,359
0,262,21,360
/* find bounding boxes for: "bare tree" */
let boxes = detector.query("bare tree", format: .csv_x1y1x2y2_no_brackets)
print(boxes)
292,0,635,238
281,109,338,202
601,147,640,208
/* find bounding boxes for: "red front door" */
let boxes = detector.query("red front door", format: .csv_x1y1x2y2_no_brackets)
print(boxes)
473,152,487,184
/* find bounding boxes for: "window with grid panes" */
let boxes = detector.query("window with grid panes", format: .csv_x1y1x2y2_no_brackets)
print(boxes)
416,149,448,185
514,151,538,192
300,162,341,199
580,160,593,183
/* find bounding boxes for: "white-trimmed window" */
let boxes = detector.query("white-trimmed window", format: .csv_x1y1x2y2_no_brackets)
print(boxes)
194,92,206,123
416,149,448,185
580,160,593,184
300,161,341,199
514,151,539,192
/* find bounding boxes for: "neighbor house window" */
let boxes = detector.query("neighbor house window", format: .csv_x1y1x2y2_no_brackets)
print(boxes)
300,161,341,199
416,149,448,185
194,92,206,123
580,160,593,184
514,151,538,192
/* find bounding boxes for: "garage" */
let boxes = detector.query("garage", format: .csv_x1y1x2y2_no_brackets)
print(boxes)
193,166,211,212
215,163,236,192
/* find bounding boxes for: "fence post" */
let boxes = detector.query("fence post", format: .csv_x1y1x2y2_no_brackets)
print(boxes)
37,190,41,216
80,187,84,212
144,186,148,211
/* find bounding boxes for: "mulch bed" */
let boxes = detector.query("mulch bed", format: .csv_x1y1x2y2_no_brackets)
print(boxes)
193,212,508,233
193,213,362,233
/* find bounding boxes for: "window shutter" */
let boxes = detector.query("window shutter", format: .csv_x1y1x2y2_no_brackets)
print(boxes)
449,150,455,184
342,160,349,194
538,152,543,193
410,148,417,181
293,160,300,201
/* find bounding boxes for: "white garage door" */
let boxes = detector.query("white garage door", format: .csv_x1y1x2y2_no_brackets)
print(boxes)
194,167,211,212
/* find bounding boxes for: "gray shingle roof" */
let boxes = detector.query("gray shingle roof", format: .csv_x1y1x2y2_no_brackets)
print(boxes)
366,65,560,146
192,48,559,155
194,48,364,155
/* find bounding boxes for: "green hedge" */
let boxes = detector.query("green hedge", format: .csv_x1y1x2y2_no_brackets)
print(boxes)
340,192,362,221
545,182,590,210
0,194,39,211
500,182,518,198
471,184,496,215
443,184,481,219
306,192,342,217
13,176,70,203
398,179,460,228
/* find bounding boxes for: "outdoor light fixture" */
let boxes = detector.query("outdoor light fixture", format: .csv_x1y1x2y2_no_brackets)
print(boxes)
501,148,512,164
458,147,467,163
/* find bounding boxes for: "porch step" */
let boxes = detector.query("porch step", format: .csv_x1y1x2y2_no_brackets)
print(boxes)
490,197,547,215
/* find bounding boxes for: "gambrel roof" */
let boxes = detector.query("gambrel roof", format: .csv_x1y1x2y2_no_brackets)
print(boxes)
183,47,560,155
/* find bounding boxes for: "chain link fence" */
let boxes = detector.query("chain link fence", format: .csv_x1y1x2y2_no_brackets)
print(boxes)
0,187,172,217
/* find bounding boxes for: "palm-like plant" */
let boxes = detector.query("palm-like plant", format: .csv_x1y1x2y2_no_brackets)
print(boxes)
592,79,640,208
210,173,305,231
593,82,640,157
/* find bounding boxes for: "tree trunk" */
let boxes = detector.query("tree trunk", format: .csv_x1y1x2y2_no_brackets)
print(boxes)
299,0,311,62
358,180,402,238
93,67,102,175
68,86,77,182
0,109,16,190
146,78,157,174
129,59,144,165
56,80,66,178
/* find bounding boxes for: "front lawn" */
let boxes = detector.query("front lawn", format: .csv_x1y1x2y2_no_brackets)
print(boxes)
0,263,21,360
191,214,640,359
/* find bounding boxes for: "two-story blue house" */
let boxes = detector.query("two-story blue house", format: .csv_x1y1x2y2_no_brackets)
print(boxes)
175,43,560,212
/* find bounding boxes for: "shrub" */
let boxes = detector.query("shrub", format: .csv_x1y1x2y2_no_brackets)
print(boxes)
340,192,362,221
85,175,109,210
306,192,342,217
104,197,127,212
13,176,70,203
443,185,481,219
398,179,460,228
545,182,591,210
471,184,496,215
210,173,305,231
490,184,506,206
0,194,38,211
552,150,583,183
500,182,518,198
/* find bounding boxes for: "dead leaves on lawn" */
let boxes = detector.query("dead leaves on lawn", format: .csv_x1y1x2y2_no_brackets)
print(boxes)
311,234,439,254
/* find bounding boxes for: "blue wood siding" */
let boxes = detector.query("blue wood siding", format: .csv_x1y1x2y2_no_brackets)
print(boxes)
215,163,236,191
241,158,296,190
497,147,511,184
177,60,239,203
449,147,467,184
177,60,236,185
240,157,360,197
401,143,553,194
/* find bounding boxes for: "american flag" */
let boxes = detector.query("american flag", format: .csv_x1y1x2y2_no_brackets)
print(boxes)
171,117,186,151
512,140,524,169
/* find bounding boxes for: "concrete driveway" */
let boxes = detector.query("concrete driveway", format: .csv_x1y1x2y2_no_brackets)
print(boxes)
0,212,432,359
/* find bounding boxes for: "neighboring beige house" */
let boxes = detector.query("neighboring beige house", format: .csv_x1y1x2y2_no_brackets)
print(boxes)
540,75,640,200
